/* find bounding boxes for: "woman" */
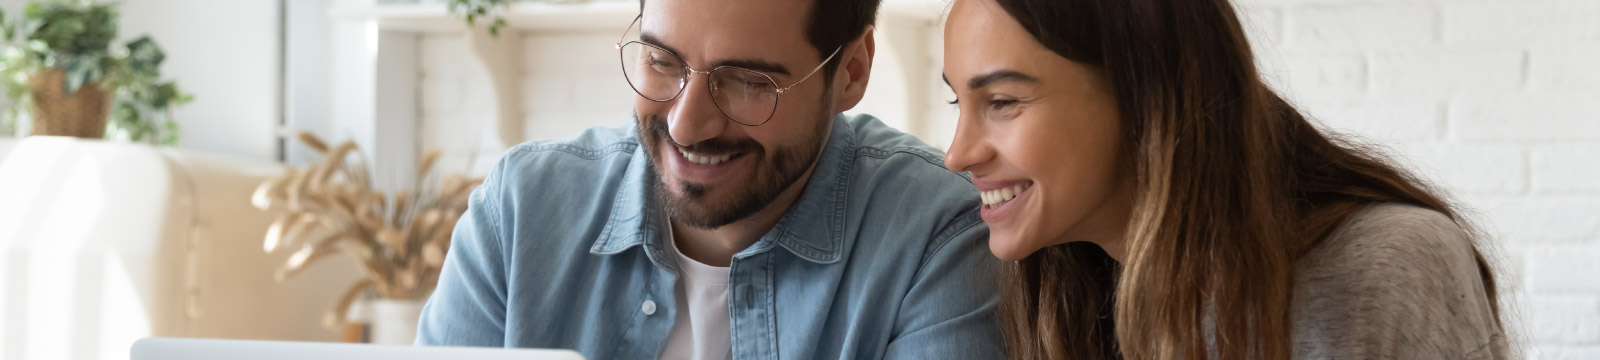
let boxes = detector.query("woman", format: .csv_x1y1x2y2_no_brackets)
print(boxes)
940,0,1510,359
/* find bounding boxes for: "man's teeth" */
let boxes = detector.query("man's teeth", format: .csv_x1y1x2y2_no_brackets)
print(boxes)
679,148,734,166
981,182,1032,208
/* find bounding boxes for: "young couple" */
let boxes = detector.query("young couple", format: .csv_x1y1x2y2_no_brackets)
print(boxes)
416,0,1510,358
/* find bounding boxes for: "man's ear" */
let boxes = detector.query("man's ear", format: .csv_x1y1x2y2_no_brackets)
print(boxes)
830,26,875,114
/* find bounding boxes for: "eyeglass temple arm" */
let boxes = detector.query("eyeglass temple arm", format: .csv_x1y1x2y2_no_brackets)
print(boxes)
615,15,642,49
777,45,844,94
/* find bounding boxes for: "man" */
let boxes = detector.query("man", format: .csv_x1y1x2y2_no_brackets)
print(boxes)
415,0,1001,358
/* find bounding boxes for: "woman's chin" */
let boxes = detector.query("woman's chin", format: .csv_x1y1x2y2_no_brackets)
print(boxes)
987,231,1044,262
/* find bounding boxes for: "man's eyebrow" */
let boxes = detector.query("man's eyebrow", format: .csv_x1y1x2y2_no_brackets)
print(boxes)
711,59,790,76
967,70,1040,89
639,32,684,60
638,32,792,77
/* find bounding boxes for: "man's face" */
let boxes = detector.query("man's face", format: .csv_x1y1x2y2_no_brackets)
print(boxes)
634,0,838,230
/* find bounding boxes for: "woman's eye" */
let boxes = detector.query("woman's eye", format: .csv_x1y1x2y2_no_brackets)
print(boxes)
984,98,1024,120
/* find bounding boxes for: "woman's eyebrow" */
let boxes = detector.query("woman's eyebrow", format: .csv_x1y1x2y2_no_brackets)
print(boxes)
966,70,1040,89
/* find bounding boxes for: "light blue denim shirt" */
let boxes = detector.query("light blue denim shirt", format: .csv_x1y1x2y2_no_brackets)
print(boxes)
415,114,1002,359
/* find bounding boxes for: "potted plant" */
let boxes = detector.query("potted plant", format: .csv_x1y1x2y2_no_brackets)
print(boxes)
252,131,481,344
448,0,512,37
447,0,593,38
0,0,191,144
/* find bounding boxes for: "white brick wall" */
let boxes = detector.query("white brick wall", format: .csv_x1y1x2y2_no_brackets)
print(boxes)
1239,0,1600,358
1534,145,1600,193
414,0,1599,357
417,30,636,177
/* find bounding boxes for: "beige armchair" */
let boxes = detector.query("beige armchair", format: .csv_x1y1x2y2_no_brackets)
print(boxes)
0,136,360,359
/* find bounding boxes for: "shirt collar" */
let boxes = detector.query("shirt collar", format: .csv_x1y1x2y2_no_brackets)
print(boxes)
590,114,855,265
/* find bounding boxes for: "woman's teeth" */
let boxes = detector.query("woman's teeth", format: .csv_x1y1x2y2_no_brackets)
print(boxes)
679,148,734,166
981,182,1032,208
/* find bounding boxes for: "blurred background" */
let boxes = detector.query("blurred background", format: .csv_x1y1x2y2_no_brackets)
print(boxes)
0,0,1596,359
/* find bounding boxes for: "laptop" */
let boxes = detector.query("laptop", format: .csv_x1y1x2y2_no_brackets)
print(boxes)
131,337,587,360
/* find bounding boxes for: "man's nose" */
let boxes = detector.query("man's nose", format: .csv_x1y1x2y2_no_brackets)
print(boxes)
667,74,728,147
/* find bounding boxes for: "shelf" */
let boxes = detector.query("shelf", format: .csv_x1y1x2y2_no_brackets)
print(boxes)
333,1,638,33
333,0,944,34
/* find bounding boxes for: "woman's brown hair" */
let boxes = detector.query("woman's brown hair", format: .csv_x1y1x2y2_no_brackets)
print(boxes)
988,0,1505,359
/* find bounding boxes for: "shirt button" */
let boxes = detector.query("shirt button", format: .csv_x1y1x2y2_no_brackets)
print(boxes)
641,300,657,315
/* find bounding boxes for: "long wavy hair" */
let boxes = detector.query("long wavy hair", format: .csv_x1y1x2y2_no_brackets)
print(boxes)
988,0,1505,359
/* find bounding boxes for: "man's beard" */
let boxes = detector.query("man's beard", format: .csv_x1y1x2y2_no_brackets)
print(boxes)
637,98,833,230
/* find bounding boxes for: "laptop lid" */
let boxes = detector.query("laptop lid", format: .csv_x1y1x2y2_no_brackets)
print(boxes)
131,337,586,360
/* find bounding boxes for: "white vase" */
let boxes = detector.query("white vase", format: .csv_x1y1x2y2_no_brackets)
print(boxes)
369,299,427,345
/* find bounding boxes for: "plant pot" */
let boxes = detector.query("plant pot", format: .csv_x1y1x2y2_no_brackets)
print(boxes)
28,69,112,139
369,298,427,345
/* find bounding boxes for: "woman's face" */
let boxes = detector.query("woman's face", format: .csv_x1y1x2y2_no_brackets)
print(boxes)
943,0,1132,261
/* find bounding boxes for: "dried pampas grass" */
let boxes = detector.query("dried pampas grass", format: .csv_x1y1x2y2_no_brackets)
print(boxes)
254,131,481,329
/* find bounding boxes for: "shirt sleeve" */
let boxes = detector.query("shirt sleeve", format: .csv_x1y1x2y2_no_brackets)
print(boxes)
881,212,1006,359
414,166,510,347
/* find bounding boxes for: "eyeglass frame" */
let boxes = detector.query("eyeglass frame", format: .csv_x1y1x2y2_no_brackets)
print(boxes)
613,15,844,126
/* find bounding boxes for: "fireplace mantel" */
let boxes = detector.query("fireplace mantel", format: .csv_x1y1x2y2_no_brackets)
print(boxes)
327,0,946,190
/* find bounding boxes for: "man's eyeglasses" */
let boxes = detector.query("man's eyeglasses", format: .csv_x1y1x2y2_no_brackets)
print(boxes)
614,15,842,126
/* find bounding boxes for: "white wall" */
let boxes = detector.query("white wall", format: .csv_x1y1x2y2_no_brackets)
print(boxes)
0,0,284,161
286,0,336,165
400,1,1600,358
1235,1,1600,358
119,0,283,160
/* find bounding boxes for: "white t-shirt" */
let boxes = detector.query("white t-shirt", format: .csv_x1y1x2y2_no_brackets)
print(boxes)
659,224,733,360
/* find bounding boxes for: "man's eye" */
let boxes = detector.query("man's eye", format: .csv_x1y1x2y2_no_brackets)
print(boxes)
743,81,774,90
989,99,1018,110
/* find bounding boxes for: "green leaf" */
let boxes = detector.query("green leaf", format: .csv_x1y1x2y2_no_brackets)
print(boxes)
160,117,179,146
124,35,162,72
22,3,42,19
1,8,15,41
62,66,85,97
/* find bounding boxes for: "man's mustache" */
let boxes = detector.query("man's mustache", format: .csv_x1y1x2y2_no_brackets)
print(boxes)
643,114,762,155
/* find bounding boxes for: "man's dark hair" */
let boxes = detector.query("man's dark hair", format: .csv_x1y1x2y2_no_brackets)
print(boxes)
639,0,881,78
806,0,881,77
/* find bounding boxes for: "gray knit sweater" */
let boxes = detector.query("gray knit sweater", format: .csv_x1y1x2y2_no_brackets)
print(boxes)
1289,203,1510,359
